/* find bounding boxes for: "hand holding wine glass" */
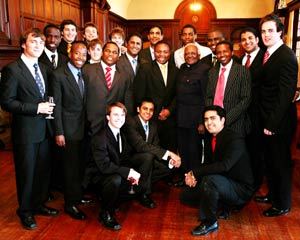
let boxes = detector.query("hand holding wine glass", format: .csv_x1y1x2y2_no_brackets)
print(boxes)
45,96,55,119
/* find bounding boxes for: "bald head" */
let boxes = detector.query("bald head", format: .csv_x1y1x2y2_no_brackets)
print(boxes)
184,43,200,65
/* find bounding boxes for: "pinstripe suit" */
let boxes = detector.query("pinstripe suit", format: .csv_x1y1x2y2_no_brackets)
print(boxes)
206,61,251,136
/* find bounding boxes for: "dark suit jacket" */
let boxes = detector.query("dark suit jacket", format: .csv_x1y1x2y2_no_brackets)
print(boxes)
39,51,68,70
260,44,298,134
139,48,153,65
206,61,251,136
51,65,86,140
133,61,178,118
57,39,70,57
124,115,166,159
177,60,210,128
239,49,264,130
91,126,131,182
0,58,51,144
194,128,254,200
117,54,139,83
83,62,133,135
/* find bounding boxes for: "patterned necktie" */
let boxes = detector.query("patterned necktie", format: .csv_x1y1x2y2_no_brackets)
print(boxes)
211,136,217,152
77,71,84,97
33,63,45,97
263,50,270,65
51,54,57,69
245,54,251,68
213,67,226,107
105,66,112,90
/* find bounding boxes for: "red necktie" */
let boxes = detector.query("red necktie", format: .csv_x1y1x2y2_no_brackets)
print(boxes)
245,54,251,68
263,50,270,65
213,67,226,107
211,136,216,152
105,66,112,90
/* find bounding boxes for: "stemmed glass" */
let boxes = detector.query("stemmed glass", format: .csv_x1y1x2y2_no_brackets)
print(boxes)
128,177,136,195
45,96,55,119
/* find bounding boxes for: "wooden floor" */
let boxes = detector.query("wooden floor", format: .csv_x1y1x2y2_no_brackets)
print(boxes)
1,146,300,240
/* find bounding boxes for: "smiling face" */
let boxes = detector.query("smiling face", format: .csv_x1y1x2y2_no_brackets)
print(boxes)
45,27,61,52
148,27,163,46
240,31,259,54
107,106,126,129
137,101,154,122
181,27,197,46
62,24,77,43
204,110,225,136
88,43,102,62
154,42,170,64
207,31,225,54
216,43,233,66
22,33,45,59
111,33,124,48
84,26,98,42
126,35,142,58
69,43,87,68
101,43,119,66
184,44,199,65
261,20,282,48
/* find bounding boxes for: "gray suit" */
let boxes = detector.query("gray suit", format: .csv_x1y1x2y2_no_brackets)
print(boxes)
206,61,251,136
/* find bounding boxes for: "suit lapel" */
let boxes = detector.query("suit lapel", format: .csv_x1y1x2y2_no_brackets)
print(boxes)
153,62,166,88
224,63,236,100
135,116,147,141
65,68,83,99
17,59,42,97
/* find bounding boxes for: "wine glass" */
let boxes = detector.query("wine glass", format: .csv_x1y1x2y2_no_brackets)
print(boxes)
45,96,55,119
128,177,136,195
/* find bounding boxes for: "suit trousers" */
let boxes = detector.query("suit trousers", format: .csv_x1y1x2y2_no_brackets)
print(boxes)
264,133,293,209
180,175,247,222
62,139,84,206
13,139,50,217
177,127,203,171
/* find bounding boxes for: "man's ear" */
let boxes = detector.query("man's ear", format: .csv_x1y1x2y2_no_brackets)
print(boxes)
106,114,110,122
137,107,140,113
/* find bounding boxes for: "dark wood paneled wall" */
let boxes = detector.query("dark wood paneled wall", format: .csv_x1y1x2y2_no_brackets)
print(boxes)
0,0,270,70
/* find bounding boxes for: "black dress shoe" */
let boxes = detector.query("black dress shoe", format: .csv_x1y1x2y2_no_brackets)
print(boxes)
263,207,290,217
65,205,86,220
99,211,121,230
139,194,156,209
79,197,94,205
36,205,59,216
191,221,218,236
19,215,37,230
254,195,272,204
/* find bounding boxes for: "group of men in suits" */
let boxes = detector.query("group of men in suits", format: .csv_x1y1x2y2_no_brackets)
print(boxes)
0,12,298,235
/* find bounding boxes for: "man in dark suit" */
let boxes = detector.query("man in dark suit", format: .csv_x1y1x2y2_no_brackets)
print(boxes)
124,98,181,183
255,14,298,217
57,19,77,57
39,24,68,70
177,43,210,171
52,42,88,220
139,25,163,64
83,41,133,136
0,28,58,230
205,40,251,137
118,33,143,83
91,102,155,230
239,27,265,190
181,105,254,236
134,40,178,151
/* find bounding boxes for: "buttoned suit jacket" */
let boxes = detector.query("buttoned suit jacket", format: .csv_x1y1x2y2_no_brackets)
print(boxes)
133,61,178,118
260,44,298,134
124,115,166,159
83,62,133,135
39,51,68,70
206,61,251,136
51,66,86,140
0,58,51,144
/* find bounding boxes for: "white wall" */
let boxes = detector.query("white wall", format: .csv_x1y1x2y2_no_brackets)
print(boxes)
108,0,274,19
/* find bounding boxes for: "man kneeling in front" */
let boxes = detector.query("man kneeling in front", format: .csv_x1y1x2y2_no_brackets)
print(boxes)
180,105,254,236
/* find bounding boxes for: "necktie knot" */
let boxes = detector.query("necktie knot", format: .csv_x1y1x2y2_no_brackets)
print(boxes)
33,63,38,72
144,124,148,132
263,50,270,65
221,67,226,73
106,66,112,72
245,54,251,68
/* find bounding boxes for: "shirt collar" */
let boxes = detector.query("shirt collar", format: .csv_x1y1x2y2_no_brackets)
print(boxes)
101,60,116,71
108,122,120,138
126,52,138,62
267,39,283,56
138,115,148,126
219,59,233,70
